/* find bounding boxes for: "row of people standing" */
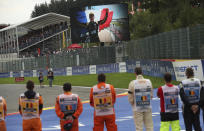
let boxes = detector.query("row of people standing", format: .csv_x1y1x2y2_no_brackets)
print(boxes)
0,67,204,131
0,73,116,131
38,69,54,88
128,67,204,131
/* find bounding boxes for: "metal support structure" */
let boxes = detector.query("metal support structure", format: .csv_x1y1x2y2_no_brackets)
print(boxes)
15,27,19,57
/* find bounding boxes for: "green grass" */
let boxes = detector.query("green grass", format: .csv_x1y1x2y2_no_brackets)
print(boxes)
0,73,179,89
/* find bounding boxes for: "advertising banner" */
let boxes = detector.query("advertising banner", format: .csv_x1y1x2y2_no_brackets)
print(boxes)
72,66,89,75
10,72,13,78
119,62,126,73
89,65,96,74
126,60,136,73
13,72,21,78
0,72,10,78
96,63,119,74
173,60,204,81
126,60,175,80
20,71,24,77
24,70,33,77
53,68,66,76
33,70,37,77
141,60,176,80
66,67,72,76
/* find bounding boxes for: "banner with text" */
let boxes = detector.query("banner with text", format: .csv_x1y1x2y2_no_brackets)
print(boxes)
173,60,204,81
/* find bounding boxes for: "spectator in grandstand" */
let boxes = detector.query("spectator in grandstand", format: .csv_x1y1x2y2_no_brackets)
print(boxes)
128,67,153,131
38,72,44,88
19,80,43,131
47,69,54,87
89,73,117,131
179,67,202,131
0,96,7,131
157,73,180,131
55,82,83,131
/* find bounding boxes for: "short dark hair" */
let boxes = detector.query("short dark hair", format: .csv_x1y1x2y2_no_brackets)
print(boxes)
135,67,142,75
164,72,172,83
26,80,34,90
98,73,106,82
63,83,72,92
186,67,194,78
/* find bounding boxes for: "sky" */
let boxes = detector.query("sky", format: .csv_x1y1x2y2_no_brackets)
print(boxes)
0,0,51,25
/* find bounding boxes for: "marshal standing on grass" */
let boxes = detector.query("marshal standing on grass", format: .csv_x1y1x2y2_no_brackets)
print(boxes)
157,72,180,131
47,69,54,87
19,80,43,131
128,67,154,131
179,67,202,131
0,96,7,131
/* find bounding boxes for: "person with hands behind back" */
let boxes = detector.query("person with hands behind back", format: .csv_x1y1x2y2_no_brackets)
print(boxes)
55,83,83,131
179,67,202,131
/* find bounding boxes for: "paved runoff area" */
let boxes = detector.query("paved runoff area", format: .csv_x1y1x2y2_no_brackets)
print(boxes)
0,84,203,131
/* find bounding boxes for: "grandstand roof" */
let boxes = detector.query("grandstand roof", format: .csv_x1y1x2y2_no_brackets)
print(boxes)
0,13,70,32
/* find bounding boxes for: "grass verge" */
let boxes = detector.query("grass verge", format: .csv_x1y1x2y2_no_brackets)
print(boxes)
0,73,179,89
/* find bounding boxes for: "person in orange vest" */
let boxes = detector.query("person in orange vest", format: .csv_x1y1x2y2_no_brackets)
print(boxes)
90,73,117,131
55,82,83,131
0,96,7,131
19,80,43,131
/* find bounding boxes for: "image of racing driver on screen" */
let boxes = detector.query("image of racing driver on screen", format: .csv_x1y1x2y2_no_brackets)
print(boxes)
72,8,113,43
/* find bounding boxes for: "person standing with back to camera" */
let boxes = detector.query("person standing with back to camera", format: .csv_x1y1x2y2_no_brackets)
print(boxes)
0,96,7,131
19,80,43,131
55,82,83,131
128,67,154,131
89,73,117,131
157,72,180,131
179,67,202,131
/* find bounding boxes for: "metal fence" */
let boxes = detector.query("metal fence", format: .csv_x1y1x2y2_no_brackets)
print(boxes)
126,24,204,59
0,24,204,73
0,46,116,72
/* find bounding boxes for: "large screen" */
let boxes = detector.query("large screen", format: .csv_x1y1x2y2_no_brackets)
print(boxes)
71,3,130,43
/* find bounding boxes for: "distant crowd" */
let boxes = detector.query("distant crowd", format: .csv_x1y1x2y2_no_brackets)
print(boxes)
18,22,68,50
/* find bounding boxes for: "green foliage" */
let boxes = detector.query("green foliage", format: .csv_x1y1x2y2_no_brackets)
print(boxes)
0,73,179,89
129,0,204,39
31,0,71,18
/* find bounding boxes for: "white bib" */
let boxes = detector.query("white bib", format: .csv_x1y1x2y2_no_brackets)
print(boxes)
93,84,114,116
20,93,40,120
59,94,78,115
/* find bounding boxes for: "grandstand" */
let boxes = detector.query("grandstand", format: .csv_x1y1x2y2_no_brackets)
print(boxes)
0,13,70,59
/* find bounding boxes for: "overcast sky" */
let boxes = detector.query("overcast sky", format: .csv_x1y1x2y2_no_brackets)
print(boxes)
0,0,51,25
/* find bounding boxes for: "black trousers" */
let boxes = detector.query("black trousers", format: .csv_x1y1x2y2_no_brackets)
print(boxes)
183,106,202,131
